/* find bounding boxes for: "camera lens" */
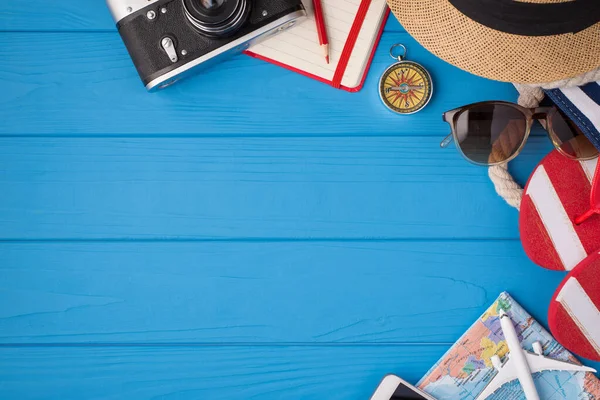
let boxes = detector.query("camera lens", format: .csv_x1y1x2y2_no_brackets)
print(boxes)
183,0,250,37
198,0,225,13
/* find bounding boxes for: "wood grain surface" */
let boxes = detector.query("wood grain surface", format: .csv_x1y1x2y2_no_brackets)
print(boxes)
0,241,564,344
0,138,551,240
1,2,596,399
0,346,445,399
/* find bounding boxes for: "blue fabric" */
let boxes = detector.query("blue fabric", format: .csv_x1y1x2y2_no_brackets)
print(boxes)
580,82,600,106
544,83,600,151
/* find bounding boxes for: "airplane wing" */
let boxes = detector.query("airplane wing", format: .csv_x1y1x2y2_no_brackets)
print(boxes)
476,355,519,400
476,352,597,399
524,351,597,374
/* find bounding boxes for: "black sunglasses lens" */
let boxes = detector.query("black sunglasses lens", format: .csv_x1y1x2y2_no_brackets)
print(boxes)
455,104,528,164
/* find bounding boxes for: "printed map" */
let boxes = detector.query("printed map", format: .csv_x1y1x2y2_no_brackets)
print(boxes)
417,292,600,399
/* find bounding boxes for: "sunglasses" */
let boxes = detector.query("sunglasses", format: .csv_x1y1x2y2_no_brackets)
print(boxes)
440,101,598,165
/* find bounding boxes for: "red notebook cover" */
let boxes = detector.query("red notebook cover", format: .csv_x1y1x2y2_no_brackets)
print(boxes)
245,0,389,92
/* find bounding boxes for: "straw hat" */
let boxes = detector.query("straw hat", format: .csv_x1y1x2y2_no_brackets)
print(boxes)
387,0,600,83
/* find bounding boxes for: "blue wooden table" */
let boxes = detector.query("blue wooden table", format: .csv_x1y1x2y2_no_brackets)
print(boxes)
1,2,597,399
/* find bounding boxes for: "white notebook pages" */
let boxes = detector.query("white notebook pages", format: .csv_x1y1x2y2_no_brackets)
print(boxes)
247,0,388,90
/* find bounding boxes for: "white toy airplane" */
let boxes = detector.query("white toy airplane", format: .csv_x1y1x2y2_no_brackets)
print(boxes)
477,310,596,400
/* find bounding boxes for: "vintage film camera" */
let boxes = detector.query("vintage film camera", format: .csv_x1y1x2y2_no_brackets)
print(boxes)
107,0,306,90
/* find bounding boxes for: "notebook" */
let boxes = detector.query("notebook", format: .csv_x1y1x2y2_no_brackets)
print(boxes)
417,292,600,399
245,0,389,92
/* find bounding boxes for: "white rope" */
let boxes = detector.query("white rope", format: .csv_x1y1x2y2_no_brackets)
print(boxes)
488,68,600,209
535,68,600,90
488,163,524,209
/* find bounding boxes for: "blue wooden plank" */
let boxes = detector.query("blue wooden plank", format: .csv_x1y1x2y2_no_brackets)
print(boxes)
0,32,519,136
0,345,445,399
0,241,565,343
1,346,597,399
0,137,552,240
384,16,404,32
0,1,114,31
0,1,405,32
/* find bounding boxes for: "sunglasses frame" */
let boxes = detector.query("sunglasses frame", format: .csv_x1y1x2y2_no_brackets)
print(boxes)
440,100,597,166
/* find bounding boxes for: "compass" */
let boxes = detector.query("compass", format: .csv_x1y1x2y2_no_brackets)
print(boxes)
379,44,433,115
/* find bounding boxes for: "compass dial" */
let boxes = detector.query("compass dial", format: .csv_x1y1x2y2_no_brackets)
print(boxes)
379,61,433,115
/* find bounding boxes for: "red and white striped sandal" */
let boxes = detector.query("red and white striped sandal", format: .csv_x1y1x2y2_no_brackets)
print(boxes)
548,251,600,361
520,150,600,271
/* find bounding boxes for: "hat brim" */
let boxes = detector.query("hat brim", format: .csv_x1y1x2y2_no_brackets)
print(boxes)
387,0,600,84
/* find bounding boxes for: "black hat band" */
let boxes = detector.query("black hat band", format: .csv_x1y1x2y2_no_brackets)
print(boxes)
448,0,600,36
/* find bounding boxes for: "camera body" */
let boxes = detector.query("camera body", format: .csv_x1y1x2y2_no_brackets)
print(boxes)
107,0,306,91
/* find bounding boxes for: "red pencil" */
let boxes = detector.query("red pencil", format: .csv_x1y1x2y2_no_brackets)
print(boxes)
312,0,329,64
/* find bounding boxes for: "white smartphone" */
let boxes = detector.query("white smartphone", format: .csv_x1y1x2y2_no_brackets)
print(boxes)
370,374,436,400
